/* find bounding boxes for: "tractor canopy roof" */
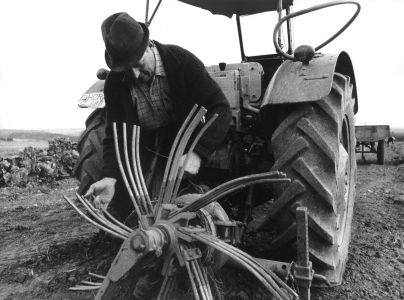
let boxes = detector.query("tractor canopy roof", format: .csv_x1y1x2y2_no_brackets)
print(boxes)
177,0,294,17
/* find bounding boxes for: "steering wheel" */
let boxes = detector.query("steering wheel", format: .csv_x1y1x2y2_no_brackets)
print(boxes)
273,1,361,61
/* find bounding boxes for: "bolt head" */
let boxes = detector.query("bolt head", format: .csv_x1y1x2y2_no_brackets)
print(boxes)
132,236,146,252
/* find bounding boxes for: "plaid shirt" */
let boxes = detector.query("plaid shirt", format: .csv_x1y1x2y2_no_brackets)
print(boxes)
129,43,173,130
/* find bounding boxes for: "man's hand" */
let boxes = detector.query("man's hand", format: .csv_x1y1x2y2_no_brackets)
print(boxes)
84,177,117,210
179,152,202,175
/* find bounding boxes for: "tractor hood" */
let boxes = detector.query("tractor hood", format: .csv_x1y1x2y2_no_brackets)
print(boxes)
178,0,294,17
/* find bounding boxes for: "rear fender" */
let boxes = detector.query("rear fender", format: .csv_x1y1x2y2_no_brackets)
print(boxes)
260,51,358,113
78,80,106,109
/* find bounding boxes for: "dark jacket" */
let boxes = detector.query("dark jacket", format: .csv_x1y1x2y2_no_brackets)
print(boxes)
101,41,231,178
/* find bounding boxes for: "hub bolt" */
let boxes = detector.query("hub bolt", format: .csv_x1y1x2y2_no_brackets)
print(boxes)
132,236,146,252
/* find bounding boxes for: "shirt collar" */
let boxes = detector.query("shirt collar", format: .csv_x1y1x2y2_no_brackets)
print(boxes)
150,42,166,77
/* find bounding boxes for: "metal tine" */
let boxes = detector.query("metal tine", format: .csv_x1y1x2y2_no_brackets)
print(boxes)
190,232,294,300
170,174,289,218
69,285,100,291
130,126,151,214
172,113,218,200
157,273,170,300
163,107,207,205
211,236,296,299
198,259,213,300
185,232,287,300
201,236,285,300
188,178,290,212
157,256,176,300
164,275,176,299
181,245,200,300
80,280,103,286
88,273,106,280
102,209,133,233
113,122,143,223
76,193,130,236
122,123,147,215
198,232,291,299
196,259,214,300
63,195,127,240
190,259,211,300
156,104,199,215
133,125,153,213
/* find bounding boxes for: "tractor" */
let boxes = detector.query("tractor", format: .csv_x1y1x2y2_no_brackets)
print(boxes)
70,0,360,299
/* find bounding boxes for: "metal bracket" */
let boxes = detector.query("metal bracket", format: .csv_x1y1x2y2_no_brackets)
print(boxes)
295,206,314,300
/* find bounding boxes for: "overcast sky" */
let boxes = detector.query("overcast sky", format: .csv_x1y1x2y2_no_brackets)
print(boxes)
0,0,403,130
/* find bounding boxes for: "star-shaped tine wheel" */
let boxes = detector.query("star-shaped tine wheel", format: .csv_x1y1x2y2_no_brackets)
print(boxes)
63,105,297,300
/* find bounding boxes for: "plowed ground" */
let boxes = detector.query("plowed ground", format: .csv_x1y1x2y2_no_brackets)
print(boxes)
1,143,403,300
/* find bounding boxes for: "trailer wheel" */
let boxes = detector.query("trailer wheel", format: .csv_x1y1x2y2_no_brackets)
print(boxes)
268,73,356,286
73,108,106,194
377,140,385,165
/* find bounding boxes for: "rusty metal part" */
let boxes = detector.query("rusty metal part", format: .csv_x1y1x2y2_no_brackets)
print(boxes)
295,207,314,300
253,258,291,280
95,230,147,300
214,220,243,245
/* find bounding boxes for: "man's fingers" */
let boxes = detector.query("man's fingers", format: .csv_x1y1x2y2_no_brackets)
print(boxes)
93,195,102,210
179,155,186,167
84,185,95,198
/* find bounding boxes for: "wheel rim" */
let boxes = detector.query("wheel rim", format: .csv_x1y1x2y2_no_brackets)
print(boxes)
337,115,352,246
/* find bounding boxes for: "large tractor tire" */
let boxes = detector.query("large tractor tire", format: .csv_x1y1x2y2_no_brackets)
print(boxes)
377,140,385,165
73,108,106,195
268,73,357,286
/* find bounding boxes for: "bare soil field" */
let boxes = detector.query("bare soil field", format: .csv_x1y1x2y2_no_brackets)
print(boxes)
1,143,403,300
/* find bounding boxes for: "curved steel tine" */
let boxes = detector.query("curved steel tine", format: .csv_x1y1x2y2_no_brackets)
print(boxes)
200,263,214,300
172,113,218,200
102,209,133,232
157,104,199,206
123,123,146,215
133,126,154,213
192,259,214,300
189,232,296,300
113,123,143,223
80,280,103,286
189,178,290,212
163,107,207,204
76,193,130,236
63,195,126,240
195,259,213,300
170,175,290,219
180,245,200,300
69,285,100,291
88,273,106,280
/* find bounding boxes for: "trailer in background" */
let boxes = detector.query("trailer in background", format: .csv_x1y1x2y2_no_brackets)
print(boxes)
355,125,390,164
